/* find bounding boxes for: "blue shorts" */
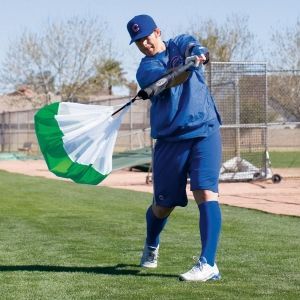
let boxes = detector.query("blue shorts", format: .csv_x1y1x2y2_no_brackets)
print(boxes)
152,129,222,208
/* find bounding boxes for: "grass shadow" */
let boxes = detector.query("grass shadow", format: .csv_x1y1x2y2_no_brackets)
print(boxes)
0,264,178,278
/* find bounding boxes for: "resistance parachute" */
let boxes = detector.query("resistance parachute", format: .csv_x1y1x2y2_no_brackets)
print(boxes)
34,102,129,185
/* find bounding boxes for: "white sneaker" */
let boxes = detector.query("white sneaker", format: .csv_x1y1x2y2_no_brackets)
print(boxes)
179,257,221,281
140,243,159,268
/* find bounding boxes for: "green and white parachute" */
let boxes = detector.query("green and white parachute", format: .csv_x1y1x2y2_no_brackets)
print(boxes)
34,102,129,185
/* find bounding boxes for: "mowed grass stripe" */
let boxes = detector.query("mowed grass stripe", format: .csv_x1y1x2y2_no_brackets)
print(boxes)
0,170,299,299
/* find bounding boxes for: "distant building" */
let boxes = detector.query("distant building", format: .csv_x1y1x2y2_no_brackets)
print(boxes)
0,86,58,112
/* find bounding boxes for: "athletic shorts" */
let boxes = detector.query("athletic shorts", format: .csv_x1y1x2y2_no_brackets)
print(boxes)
152,129,222,208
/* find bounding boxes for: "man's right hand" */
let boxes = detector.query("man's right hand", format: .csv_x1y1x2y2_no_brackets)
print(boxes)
185,54,207,67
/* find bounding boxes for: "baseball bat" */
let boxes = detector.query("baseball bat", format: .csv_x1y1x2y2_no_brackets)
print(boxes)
112,60,196,116
137,60,195,100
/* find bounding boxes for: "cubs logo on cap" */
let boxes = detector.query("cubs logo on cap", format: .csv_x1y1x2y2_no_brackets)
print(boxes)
132,24,140,33
127,15,157,45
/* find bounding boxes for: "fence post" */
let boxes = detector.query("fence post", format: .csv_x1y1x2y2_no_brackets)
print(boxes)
130,105,133,150
264,64,268,176
0,111,4,152
207,63,212,90
235,76,241,158
8,111,11,152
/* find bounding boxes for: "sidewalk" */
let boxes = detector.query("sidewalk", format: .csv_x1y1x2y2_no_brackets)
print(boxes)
0,160,299,217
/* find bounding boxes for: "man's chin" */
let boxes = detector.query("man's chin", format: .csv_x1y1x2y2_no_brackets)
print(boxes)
145,49,156,56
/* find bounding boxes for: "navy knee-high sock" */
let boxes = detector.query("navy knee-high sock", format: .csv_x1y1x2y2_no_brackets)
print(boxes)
146,206,168,248
198,201,222,266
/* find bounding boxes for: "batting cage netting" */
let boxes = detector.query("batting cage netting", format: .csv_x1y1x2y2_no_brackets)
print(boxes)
206,62,269,181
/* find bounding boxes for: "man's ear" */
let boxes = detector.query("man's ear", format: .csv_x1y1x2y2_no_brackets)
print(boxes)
154,28,161,37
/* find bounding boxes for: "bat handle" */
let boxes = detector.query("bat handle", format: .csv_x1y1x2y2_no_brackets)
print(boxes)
137,60,195,100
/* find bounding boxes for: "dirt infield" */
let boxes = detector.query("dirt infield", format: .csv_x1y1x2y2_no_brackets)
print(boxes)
0,159,299,217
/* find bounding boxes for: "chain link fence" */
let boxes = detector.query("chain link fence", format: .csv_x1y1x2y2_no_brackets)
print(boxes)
0,63,299,181
266,70,300,153
0,96,151,154
206,64,300,181
207,62,269,181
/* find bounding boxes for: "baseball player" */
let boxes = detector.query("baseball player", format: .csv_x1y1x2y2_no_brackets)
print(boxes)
127,14,222,281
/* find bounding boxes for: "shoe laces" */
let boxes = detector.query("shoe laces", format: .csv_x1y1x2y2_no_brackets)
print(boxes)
191,256,204,272
147,247,158,262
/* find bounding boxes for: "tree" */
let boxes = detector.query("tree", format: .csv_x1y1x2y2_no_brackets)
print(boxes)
62,58,128,100
267,18,300,121
268,18,300,70
188,14,256,61
94,58,128,95
0,16,126,106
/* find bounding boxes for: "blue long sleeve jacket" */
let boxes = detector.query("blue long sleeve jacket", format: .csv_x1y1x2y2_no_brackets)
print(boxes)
136,34,221,141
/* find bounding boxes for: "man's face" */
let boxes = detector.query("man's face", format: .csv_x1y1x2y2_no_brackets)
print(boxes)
135,29,164,56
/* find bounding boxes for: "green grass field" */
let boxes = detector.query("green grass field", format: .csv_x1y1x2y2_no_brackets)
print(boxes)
221,151,300,169
269,151,300,168
0,171,299,299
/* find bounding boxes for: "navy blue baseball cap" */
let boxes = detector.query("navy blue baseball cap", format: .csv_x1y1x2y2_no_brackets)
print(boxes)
127,15,157,45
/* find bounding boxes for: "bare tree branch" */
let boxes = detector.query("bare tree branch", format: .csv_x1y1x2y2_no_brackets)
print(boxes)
0,16,116,106
268,18,300,70
188,14,256,61
267,18,300,120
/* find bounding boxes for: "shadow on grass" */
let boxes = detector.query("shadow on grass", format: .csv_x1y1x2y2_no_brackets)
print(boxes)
0,264,178,278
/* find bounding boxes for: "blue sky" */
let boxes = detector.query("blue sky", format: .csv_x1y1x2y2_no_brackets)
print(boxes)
0,0,299,84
